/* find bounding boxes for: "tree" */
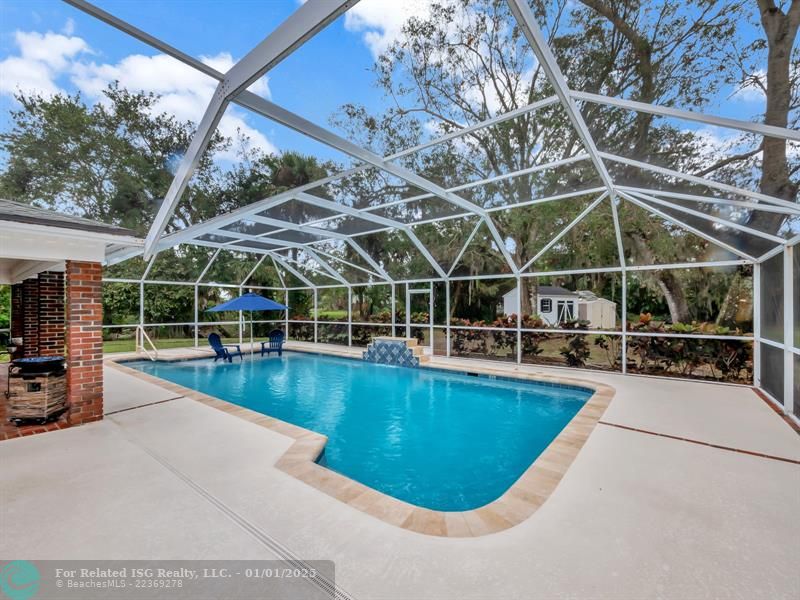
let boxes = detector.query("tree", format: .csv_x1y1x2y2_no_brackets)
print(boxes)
0,285,10,331
333,0,757,323
0,85,231,235
0,84,300,330
712,0,800,230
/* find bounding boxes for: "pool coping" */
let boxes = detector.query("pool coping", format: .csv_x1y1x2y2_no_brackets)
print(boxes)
105,348,615,538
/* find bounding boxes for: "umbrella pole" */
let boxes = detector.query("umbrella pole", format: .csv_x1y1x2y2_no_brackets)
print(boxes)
250,312,254,359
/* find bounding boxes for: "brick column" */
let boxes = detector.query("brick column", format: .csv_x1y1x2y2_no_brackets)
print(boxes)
10,284,23,339
66,261,104,424
22,277,39,357
9,283,24,360
38,271,65,356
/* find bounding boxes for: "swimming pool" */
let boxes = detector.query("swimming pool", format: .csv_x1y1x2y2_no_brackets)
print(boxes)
128,353,592,511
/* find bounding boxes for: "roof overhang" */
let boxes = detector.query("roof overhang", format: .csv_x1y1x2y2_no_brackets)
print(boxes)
0,219,143,284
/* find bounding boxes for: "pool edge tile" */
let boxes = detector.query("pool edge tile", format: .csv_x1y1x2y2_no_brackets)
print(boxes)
106,347,616,538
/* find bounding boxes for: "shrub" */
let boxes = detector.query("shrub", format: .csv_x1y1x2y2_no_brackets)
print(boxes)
558,319,591,367
626,313,752,382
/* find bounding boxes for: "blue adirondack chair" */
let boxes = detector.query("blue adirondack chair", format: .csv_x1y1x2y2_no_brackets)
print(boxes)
207,333,243,363
260,329,285,357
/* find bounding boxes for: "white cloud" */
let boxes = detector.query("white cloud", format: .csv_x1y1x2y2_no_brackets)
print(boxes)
730,70,765,103
0,25,276,159
0,55,63,97
0,30,90,97
62,18,76,36
344,0,435,58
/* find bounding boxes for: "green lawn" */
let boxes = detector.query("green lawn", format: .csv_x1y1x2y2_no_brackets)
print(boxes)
103,337,198,354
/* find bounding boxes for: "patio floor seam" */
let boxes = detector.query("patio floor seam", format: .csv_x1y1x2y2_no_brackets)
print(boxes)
597,421,800,465
103,395,185,416
109,420,356,600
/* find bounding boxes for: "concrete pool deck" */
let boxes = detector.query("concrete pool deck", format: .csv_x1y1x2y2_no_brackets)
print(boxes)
1,343,799,599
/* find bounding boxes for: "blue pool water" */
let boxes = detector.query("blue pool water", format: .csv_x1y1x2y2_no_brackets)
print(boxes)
128,353,591,511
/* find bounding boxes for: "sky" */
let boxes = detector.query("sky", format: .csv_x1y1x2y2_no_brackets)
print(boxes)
0,0,772,168
0,0,439,164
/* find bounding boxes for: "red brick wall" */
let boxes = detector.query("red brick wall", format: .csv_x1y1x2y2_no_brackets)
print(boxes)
22,277,39,357
10,283,23,338
37,271,65,356
66,261,104,424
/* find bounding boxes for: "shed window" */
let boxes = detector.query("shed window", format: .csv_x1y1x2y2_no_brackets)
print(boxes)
540,298,552,313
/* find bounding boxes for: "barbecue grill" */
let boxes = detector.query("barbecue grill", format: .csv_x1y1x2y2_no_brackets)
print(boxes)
5,356,67,424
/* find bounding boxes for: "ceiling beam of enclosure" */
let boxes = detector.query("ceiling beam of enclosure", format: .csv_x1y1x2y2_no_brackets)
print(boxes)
65,0,517,274
68,0,800,281
65,0,359,257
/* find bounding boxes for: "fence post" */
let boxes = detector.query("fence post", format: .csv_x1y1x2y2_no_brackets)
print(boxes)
405,283,411,338
621,270,627,374
138,281,144,353
238,286,243,345
783,245,793,414
193,284,199,347
445,280,451,358
391,284,396,337
516,276,522,364
313,288,318,344
284,289,289,338
347,287,353,347
753,262,761,388
429,281,434,353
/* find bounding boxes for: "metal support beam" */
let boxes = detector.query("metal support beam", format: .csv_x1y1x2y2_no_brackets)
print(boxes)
618,186,800,216
391,284,397,336
193,284,199,347
284,289,289,338
405,284,411,338
515,276,522,364
347,287,353,347
296,192,447,278
118,0,356,255
222,0,356,96
238,285,244,344
753,262,761,387
268,252,315,288
626,190,786,245
302,247,351,285
195,248,221,283
602,152,799,211
572,90,800,142
309,246,385,281
608,193,628,373
144,90,227,256
241,255,267,286
345,238,392,281
617,191,757,262
429,281,434,354
783,244,794,414
445,281,451,357
507,0,615,196
313,289,318,343
447,219,483,277
271,256,286,288
520,192,608,271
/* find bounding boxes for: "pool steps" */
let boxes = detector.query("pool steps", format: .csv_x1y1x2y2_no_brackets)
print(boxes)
362,337,429,367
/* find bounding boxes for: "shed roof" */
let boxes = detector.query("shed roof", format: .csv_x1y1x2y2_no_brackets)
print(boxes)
537,286,577,296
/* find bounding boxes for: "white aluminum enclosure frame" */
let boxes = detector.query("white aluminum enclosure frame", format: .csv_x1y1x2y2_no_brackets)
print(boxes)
67,0,798,420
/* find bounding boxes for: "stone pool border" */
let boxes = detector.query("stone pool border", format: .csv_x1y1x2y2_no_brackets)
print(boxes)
105,348,615,538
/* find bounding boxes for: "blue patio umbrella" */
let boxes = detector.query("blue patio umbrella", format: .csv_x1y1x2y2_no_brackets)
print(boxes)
207,293,288,357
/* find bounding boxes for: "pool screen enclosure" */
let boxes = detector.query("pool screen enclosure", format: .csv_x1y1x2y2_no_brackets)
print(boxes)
65,0,800,423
